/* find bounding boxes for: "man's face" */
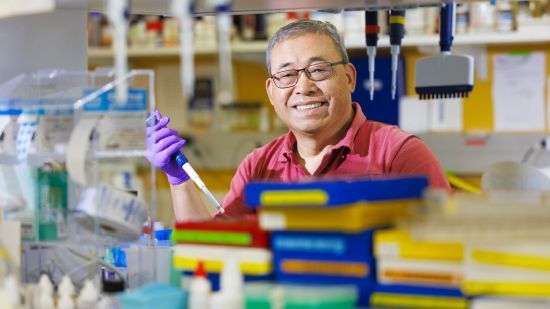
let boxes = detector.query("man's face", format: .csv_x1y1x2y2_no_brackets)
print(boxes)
266,33,357,136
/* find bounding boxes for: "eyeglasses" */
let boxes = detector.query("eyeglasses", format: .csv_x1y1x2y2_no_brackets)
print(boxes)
270,60,348,89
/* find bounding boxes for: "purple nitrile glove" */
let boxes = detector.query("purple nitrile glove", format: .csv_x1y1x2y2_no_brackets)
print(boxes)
146,110,190,185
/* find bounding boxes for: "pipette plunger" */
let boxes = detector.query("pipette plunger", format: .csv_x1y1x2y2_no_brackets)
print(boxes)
389,9,406,100
365,11,379,101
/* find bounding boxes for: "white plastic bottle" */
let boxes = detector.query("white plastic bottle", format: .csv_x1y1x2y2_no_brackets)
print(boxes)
188,261,211,309
38,274,53,296
58,276,75,297
76,279,99,309
4,274,21,308
57,276,75,309
39,290,55,309
0,287,14,309
209,255,243,309
35,274,54,309
57,294,75,309
77,279,99,309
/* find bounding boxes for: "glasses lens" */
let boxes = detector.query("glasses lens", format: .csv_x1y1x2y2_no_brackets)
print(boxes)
306,63,332,81
273,70,299,88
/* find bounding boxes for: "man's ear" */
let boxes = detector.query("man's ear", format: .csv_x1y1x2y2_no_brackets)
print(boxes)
265,77,275,106
344,62,357,93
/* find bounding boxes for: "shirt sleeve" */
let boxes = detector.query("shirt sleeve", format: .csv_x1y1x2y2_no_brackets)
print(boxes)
218,152,257,217
389,136,451,192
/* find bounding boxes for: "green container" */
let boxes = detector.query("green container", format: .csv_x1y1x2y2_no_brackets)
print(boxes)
245,282,357,309
37,169,68,241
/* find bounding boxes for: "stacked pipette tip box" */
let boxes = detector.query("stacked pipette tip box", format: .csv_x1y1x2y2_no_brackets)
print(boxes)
245,176,428,307
171,217,273,290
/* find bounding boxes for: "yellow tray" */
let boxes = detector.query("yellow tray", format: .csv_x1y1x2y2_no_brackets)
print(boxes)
463,281,550,297
173,257,271,275
371,293,468,309
259,200,421,232
375,229,463,262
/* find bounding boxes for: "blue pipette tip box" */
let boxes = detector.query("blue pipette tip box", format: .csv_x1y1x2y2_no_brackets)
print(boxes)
245,176,428,208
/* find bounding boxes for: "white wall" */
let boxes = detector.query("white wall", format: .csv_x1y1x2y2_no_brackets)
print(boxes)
0,9,87,84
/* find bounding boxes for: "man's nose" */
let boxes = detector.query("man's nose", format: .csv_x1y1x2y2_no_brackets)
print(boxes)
294,71,317,95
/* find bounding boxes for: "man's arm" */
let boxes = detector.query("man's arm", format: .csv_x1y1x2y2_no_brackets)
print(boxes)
170,181,211,221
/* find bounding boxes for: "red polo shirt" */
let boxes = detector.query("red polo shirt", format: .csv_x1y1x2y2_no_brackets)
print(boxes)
220,103,450,216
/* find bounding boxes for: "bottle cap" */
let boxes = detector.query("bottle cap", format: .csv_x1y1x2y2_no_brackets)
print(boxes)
58,275,75,296
194,260,207,278
38,274,53,296
102,279,125,293
77,280,98,304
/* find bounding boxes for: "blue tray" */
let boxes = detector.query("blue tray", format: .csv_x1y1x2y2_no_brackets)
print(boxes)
245,176,428,208
272,229,380,261
374,283,465,297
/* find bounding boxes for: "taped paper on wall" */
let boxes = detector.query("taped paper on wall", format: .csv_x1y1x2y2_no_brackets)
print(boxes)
399,96,429,134
429,98,463,132
493,52,546,132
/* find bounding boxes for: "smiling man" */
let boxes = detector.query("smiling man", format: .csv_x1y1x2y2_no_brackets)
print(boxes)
147,20,450,220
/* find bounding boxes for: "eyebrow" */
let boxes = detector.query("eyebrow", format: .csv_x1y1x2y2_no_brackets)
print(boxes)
276,56,329,71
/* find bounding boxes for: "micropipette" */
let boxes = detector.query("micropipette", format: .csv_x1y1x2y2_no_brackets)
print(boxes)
146,115,224,214
171,0,195,100
365,10,379,101
216,1,234,105
106,0,129,104
389,9,406,100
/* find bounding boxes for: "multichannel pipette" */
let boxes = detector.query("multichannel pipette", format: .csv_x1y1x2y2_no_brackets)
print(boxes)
365,10,379,101
415,1,474,100
146,115,224,214
389,9,406,100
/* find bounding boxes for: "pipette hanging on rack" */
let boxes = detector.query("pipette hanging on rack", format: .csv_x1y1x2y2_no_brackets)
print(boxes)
389,9,405,100
106,0,129,104
215,0,234,105
171,0,196,101
365,10,379,101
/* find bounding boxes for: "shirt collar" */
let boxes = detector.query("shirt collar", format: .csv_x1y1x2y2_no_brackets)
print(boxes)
278,102,366,162
278,130,296,162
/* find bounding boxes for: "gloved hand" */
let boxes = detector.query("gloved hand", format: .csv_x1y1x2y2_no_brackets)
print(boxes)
146,110,190,185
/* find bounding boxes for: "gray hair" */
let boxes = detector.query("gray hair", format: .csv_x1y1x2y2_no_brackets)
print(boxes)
266,19,349,75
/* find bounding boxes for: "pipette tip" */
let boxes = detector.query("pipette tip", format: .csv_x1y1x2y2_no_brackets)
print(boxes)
203,187,225,214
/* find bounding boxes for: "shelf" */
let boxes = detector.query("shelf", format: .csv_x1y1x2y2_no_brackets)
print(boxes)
88,28,550,60
383,28,550,47
88,41,268,59
0,150,148,166
66,0,484,16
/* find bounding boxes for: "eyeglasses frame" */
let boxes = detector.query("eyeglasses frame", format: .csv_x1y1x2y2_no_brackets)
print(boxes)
270,60,348,89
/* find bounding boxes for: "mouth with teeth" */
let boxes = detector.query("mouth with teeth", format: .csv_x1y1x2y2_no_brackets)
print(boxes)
295,102,324,111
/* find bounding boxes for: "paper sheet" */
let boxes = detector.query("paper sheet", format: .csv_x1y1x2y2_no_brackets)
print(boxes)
492,52,546,132
398,96,429,134
429,98,463,132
